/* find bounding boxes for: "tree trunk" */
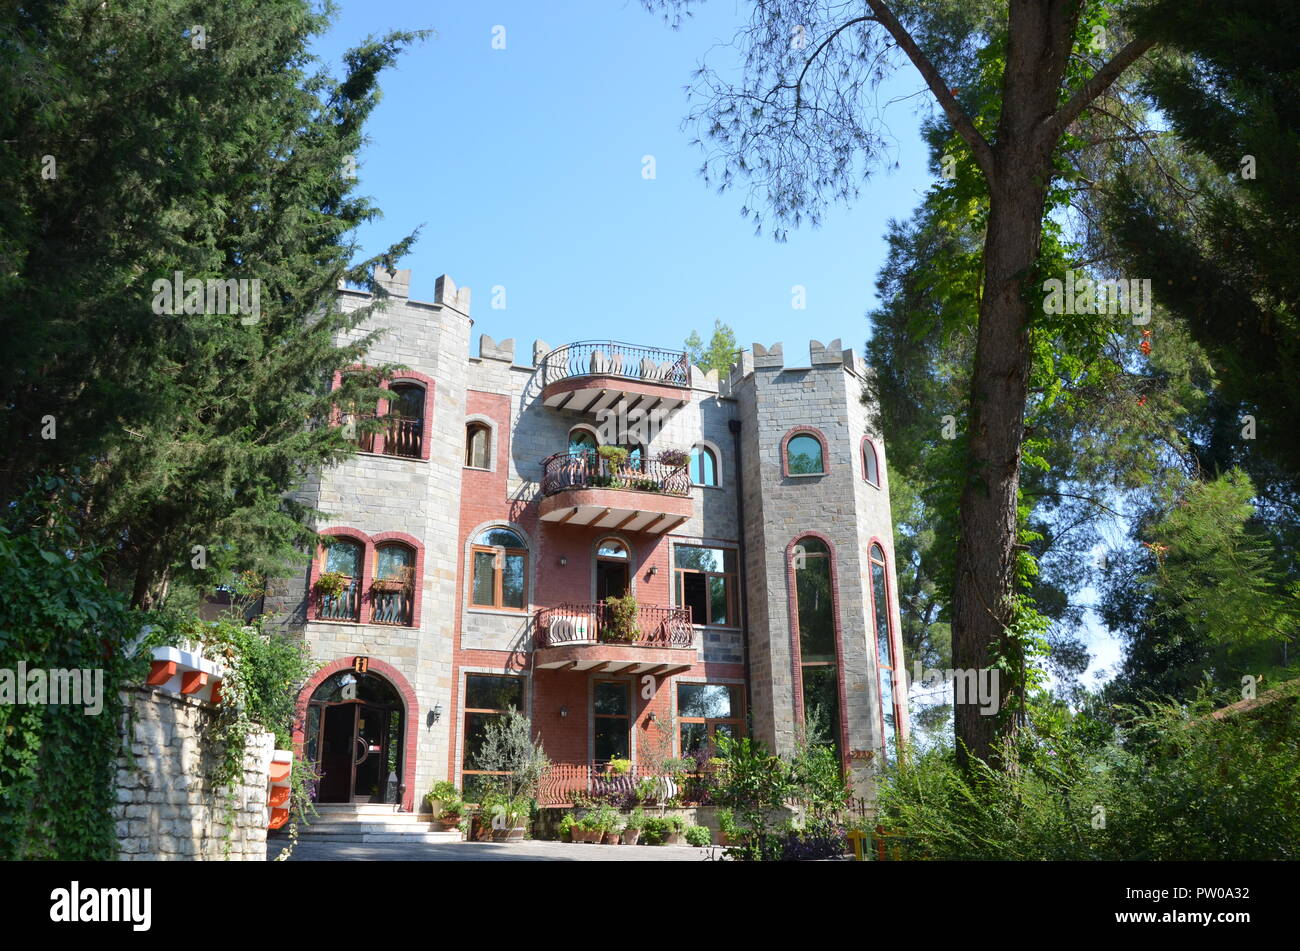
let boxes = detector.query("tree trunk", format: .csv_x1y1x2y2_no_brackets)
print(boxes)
951,174,1047,769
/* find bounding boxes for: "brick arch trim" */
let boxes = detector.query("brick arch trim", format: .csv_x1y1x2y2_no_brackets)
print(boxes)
780,426,830,477
331,365,435,461
294,656,420,812
784,530,850,773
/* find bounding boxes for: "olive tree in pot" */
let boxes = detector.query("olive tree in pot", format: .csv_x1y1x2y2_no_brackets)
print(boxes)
472,707,550,842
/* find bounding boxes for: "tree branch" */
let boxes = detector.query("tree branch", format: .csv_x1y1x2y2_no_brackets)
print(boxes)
1046,36,1156,142
863,0,995,180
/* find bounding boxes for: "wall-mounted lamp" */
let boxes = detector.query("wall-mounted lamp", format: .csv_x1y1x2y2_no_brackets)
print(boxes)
432,702,442,722
559,706,569,718
648,565,658,577
559,556,567,567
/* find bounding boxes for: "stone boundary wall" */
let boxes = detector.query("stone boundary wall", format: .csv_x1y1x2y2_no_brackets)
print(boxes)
114,686,274,861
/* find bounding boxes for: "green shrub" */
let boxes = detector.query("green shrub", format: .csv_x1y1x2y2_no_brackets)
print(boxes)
685,825,712,847
876,686,1300,860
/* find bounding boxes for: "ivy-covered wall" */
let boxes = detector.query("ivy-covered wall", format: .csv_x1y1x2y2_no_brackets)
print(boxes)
115,687,274,860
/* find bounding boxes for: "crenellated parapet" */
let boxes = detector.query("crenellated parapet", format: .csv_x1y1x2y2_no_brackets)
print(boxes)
729,339,866,386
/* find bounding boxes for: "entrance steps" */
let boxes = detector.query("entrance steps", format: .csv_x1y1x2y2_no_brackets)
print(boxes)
293,802,461,845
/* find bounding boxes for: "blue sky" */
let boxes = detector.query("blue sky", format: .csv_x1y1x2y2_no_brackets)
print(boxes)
310,0,935,360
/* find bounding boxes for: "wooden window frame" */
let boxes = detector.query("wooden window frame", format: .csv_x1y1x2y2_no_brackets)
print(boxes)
677,682,746,756
465,422,492,470
592,679,631,765
672,544,740,629
469,542,528,612
461,673,526,796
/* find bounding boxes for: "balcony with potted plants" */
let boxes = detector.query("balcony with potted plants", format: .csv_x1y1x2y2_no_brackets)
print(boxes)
532,593,695,674
537,446,694,534
539,340,693,417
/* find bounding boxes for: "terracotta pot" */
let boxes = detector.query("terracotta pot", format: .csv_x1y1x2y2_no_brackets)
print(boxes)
623,829,642,845
605,832,621,845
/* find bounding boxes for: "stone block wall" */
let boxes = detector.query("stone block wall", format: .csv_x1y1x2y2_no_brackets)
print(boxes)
113,686,275,860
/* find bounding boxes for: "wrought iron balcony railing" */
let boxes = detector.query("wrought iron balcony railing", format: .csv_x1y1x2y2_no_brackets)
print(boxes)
540,341,690,389
535,601,693,649
540,451,691,498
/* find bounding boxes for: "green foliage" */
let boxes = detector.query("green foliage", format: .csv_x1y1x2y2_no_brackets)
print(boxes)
0,478,149,859
877,684,1300,859
603,595,640,644
684,824,712,847
0,1,427,608
684,319,738,374
472,708,549,822
623,807,647,832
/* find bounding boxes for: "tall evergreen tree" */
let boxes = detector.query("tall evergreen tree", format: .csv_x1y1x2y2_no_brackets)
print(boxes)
0,1,425,607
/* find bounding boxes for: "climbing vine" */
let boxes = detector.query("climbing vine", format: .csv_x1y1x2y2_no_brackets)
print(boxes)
0,477,149,860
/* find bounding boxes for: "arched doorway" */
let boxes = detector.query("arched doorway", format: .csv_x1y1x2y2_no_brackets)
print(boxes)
304,669,406,804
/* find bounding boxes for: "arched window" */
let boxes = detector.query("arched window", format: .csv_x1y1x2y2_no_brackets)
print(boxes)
373,543,415,626
690,445,718,486
470,527,527,610
870,543,902,763
792,536,840,757
384,383,425,458
786,432,825,475
596,538,630,600
318,538,363,621
568,428,598,457
862,438,880,487
465,422,491,469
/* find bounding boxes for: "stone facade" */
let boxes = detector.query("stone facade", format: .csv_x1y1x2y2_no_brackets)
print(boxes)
271,269,903,802
113,687,275,860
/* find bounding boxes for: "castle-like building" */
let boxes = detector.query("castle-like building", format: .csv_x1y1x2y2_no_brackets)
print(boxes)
269,268,904,810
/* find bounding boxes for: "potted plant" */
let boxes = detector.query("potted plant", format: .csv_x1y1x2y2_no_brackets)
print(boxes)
438,800,463,831
557,813,577,842
576,814,599,843
424,781,459,819
685,824,712,847
606,757,632,777
606,818,625,845
622,808,646,845
656,448,690,469
603,594,640,643
663,814,688,845
717,808,742,846
634,775,660,805
593,803,619,843
313,570,348,598
597,445,631,486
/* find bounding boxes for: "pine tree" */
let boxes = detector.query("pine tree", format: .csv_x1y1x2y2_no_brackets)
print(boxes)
0,2,427,607
685,319,739,375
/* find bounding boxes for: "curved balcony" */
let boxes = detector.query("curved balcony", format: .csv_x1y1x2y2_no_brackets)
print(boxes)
538,452,693,534
534,602,695,675
540,341,692,416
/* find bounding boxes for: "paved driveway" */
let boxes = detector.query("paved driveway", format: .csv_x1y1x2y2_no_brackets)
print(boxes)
272,839,723,862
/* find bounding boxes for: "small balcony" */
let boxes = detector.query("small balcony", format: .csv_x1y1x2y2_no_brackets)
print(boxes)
540,341,692,416
538,452,693,534
354,413,423,458
533,601,695,674
314,579,362,622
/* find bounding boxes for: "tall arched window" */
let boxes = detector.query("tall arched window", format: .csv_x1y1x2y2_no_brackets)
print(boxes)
319,538,363,621
792,536,840,757
373,543,415,626
862,438,880,487
690,445,718,486
470,528,527,610
786,432,825,475
465,422,491,469
870,542,902,763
